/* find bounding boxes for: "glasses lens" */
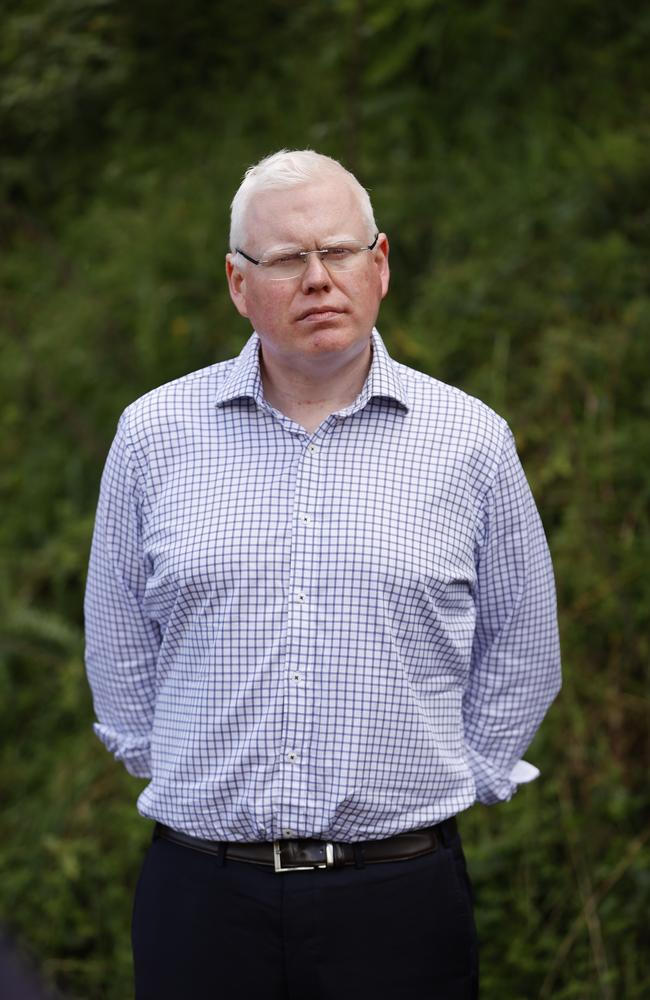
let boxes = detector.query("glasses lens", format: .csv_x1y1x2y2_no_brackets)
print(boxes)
263,252,304,280
262,242,369,280
323,243,365,270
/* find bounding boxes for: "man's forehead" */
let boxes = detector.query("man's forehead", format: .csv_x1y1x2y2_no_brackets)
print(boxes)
245,174,361,237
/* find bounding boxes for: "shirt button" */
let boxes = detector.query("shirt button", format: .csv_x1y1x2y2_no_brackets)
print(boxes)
296,591,306,604
299,513,313,525
286,751,299,763
284,829,295,838
308,444,318,454
291,672,301,682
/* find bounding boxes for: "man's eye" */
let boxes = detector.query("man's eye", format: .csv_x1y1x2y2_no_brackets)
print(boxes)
269,252,301,266
325,246,354,257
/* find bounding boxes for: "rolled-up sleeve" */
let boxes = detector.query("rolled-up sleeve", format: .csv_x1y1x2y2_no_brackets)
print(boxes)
464,426,562,805
84,411,159,778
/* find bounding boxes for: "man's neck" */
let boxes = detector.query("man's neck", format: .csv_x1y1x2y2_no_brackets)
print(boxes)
260,341,372,434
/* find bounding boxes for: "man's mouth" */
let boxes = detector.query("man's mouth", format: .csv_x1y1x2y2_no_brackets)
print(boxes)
297,307,344,321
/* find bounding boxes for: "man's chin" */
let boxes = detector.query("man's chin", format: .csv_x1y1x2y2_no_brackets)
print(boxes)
300,328,371,358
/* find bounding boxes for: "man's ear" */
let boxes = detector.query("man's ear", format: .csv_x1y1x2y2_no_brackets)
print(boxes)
226,255,250,319
375,234,390,300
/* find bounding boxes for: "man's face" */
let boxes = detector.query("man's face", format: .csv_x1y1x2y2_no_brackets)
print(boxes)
226,173,390,372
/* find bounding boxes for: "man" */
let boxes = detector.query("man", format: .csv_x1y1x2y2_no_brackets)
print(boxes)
84,149,561,999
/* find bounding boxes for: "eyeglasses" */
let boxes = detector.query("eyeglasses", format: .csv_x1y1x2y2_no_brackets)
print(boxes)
234,234,379,281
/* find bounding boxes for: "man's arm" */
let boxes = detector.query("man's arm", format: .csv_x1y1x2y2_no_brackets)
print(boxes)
84,411,160,778
463,425,562,804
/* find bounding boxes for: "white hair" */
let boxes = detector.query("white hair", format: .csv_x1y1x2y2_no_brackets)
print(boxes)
229,149,377,252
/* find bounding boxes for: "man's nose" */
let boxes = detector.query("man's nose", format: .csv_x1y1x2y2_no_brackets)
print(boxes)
300,252,332,291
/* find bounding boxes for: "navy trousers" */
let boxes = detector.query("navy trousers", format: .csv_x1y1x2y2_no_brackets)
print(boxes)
132,823,479,999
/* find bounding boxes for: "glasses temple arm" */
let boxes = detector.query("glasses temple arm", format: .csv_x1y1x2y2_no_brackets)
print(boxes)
234,248,260,266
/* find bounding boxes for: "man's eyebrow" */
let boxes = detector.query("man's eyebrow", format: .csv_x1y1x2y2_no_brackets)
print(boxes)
320,234,364,245
264,234,362,253
263,243,303,255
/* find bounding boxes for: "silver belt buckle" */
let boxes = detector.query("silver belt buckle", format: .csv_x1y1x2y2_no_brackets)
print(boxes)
273,840,336,873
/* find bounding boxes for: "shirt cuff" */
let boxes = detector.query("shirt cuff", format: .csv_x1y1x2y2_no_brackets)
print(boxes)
509,759,540,784
93,722,152,779
466,744,540,805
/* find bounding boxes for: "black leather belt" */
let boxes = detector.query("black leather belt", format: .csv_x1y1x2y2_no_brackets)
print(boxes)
154,818,456,872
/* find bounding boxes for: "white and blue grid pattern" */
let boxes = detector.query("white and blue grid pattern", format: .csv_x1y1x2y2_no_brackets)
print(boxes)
84,329,561,841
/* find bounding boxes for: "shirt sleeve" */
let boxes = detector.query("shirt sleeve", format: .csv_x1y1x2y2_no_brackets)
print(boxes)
463,425,562,805
84,411,160,778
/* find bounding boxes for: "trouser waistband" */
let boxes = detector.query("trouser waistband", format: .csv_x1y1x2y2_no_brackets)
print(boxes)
154,817,457,872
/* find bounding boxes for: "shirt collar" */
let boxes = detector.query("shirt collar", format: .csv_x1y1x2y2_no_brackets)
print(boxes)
214,332,265,406
357,329,410,413
214,329,410,413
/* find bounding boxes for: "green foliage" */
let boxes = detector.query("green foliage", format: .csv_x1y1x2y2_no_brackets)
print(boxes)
1,0,649,996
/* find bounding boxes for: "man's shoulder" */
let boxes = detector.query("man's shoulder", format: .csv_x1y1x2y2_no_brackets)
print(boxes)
117,356,238,446
123,356,238,415
395,359,509,440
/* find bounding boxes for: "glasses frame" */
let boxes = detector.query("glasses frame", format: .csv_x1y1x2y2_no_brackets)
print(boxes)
234,233,380,279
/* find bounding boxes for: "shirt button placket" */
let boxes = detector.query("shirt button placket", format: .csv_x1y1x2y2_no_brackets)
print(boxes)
280,435,323,831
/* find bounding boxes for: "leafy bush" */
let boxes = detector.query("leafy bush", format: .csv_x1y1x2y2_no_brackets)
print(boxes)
1,1,649,996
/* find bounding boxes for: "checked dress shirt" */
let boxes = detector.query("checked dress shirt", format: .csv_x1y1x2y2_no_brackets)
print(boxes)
84,329,561,842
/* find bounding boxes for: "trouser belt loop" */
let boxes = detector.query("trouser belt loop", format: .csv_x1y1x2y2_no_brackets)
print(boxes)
353,844,365,870
437,817,457,849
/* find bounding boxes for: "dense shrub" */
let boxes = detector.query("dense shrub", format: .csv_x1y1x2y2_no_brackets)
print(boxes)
1,2,648,996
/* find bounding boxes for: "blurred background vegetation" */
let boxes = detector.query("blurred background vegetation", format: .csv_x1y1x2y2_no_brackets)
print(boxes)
1,0,649,997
